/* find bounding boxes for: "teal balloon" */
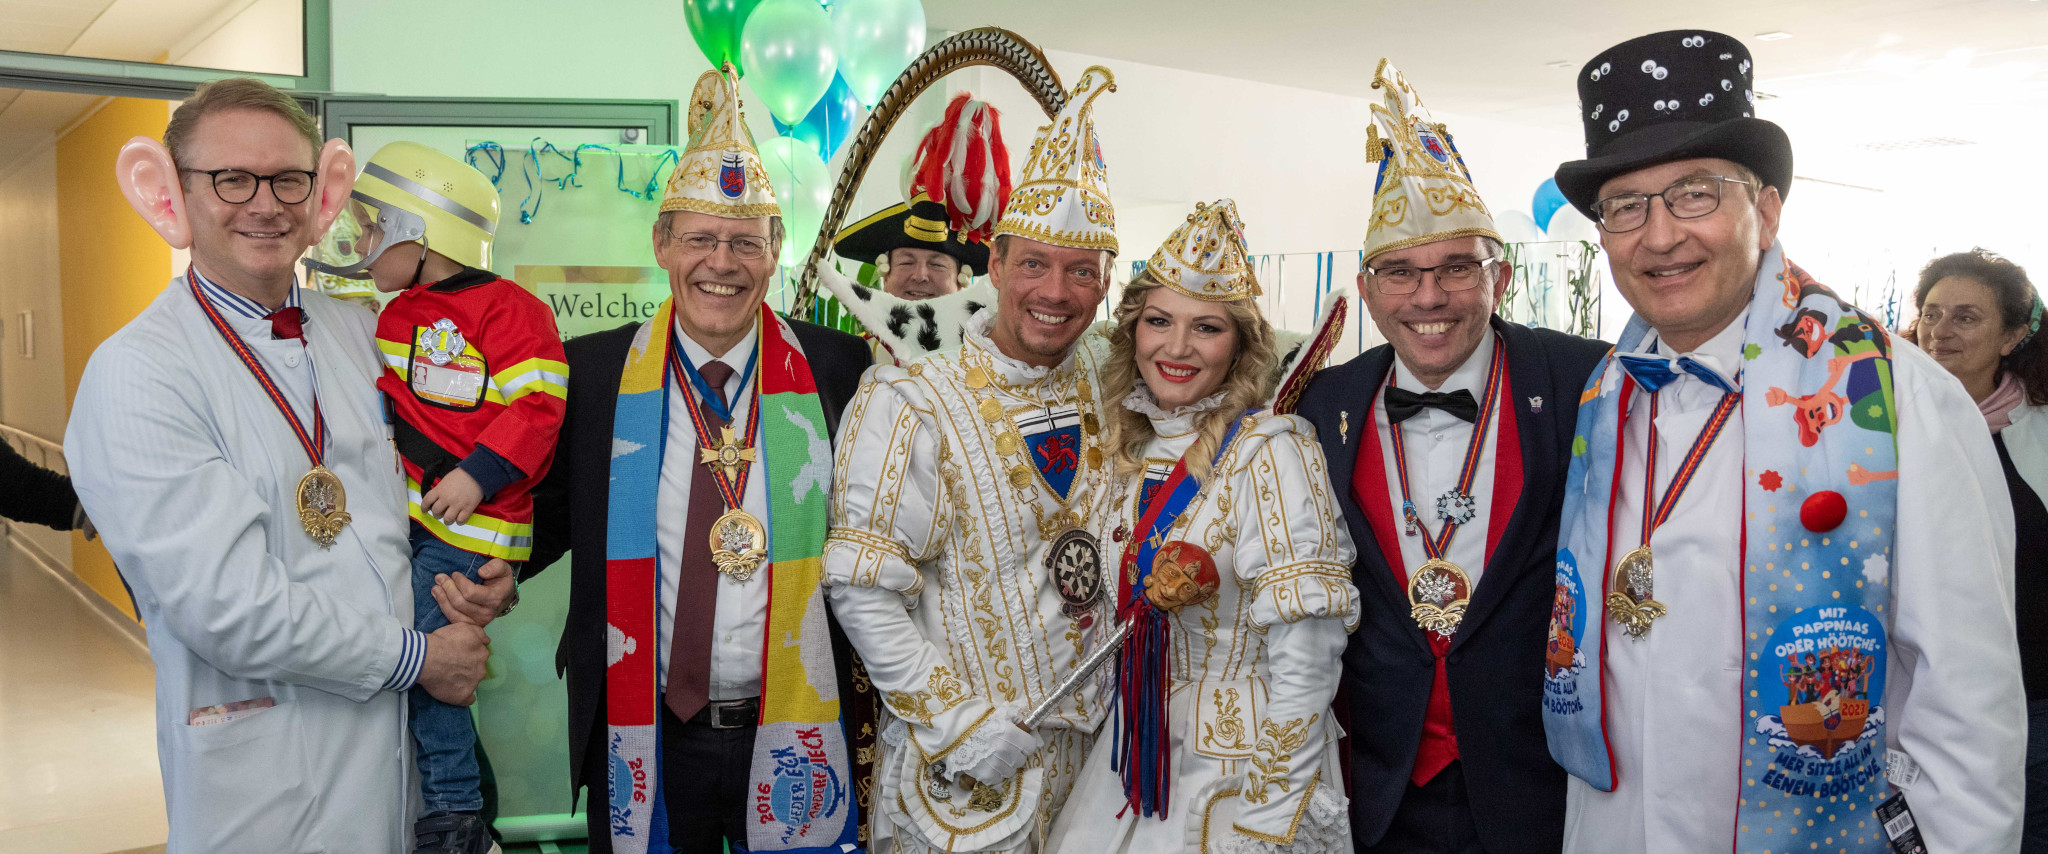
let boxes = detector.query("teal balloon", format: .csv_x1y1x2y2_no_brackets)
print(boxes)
759,134,832,267
831,0,927,107
683,0,764,75
772,72,861,161
740,0,839,127
1532,178,1568,234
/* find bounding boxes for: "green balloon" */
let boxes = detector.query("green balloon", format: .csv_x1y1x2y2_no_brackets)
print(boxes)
831,0,926,107
740,0,839,127
758,135,832,268
684,0,764,75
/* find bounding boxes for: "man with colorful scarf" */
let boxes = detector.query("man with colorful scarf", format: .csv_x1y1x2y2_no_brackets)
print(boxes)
525,66,874,854
1295,59,1609,854
823,67,1121,852
1539,31,2026,852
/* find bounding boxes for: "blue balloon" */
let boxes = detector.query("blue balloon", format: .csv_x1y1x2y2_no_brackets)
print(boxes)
1531,178,1568,233
772,72,861,162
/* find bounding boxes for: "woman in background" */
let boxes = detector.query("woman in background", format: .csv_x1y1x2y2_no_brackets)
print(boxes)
1908,247,2048,853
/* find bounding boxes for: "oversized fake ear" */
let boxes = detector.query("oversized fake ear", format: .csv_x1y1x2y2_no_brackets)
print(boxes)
114,137,189,248
312,138,357,236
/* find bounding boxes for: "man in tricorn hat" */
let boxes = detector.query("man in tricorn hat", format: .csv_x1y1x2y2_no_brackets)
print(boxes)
833,94,1012,365
1539,30,2025,852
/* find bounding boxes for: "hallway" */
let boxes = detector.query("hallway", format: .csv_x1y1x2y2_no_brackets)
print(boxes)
0,531,165,854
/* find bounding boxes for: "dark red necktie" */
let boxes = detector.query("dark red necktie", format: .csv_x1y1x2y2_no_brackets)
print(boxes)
665,359,733,722
266,306,305,341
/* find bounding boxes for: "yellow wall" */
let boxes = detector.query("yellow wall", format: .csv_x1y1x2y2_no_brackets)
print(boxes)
55,96,174,622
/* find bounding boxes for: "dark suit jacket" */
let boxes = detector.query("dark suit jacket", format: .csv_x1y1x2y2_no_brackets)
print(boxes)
1295,318,1609,854
526,315,873,808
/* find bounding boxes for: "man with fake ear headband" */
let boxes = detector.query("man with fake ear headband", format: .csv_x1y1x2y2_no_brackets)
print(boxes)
67,77,512,854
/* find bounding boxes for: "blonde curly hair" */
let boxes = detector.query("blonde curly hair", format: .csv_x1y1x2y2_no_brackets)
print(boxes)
1103,271,1279,483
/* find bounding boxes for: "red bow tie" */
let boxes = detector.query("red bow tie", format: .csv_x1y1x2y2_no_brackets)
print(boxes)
266,307,305,341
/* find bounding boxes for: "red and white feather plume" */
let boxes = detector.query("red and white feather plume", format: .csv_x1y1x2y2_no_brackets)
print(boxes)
907,93,1013,245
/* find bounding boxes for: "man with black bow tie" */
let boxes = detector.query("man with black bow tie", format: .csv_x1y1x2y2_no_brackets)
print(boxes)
1295,59,1609,853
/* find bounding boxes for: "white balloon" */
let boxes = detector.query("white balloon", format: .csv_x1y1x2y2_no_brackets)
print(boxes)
1545,204,1602,246
1494,209,1544,244
832,0,928,107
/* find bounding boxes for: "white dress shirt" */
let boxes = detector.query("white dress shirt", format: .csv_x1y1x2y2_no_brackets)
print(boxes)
655,319,768,700
1564,307,2027,852
1374,335,1500,588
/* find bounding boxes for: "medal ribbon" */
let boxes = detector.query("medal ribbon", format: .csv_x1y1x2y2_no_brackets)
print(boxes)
186,270,326,468
667,336,762,509
1111,411,1249,820
1622,375,1742,545
1385,337,1505,562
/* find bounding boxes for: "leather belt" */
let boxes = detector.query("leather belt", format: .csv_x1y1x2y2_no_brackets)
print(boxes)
689,697,760,730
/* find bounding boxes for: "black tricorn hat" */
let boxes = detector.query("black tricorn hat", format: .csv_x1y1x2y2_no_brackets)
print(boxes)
1554,30,1793,220
832,194,990,276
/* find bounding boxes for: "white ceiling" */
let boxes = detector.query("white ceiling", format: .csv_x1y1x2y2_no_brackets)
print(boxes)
0,0,264,174
925,0,2048,189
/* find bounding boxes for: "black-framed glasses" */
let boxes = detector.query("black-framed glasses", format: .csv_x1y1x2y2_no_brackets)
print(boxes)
1593,175,1753,233
179,168,317,205
666,231,770,261
1365,257,1498,295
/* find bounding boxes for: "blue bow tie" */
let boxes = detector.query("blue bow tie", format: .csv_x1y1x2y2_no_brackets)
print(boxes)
1615,352,1740,395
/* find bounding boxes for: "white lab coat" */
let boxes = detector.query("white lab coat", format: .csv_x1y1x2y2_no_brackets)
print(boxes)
67,279,418,854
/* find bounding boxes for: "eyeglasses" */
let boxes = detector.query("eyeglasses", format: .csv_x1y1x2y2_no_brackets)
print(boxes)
180,168,317,205
1364,257,1498,294
1593,175,1753,233
667,231,770,261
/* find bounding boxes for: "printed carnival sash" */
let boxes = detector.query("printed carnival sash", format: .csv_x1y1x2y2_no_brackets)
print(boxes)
1543,244,1900,852
604,301,857,853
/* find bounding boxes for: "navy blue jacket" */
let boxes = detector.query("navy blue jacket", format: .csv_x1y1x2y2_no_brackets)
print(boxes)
1295,317,1609,854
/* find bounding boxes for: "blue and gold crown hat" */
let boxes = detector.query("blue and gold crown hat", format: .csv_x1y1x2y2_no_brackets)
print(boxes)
1146,198,1260,301
993,66,1118,255
661,64,780,219
1362,58,1498,262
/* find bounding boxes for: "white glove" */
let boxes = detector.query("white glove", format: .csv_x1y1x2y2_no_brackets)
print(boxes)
948,721,1036,784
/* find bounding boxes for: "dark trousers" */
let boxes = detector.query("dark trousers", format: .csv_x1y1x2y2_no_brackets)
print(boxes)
581,701,757,853
2027,698,2048,854
1360,760,1487,854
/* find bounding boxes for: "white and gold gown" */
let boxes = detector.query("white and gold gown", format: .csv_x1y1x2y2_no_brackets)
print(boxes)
825,310,1118,852
1045,389,1359,854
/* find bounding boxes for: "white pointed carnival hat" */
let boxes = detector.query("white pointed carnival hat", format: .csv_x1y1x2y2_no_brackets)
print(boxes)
1147,198,1260,301
661,64,780,219
1362,59,1498,261
993,65,1118,255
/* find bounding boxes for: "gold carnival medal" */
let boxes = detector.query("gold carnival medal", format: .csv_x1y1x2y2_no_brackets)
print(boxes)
296,466,352,549
186,270,349,549
1606,545,1663,638
1384,338,1506,639
710,508,768,582
1605,371,1740,639
671,338,767,583
1408,557,1472,641
699,425,757,480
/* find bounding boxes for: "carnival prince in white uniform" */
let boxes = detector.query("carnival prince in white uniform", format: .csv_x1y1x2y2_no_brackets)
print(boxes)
824,66,1121,852
1540,31,2027,852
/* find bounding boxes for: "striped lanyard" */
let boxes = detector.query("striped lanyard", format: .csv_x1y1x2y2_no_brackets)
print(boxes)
667,335,761,509
1385,337,1504,561
1620,374,1742,546
187,270,325,468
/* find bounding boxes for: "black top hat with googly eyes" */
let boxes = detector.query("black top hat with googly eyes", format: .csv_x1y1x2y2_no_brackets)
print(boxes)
1554,30,1793,220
